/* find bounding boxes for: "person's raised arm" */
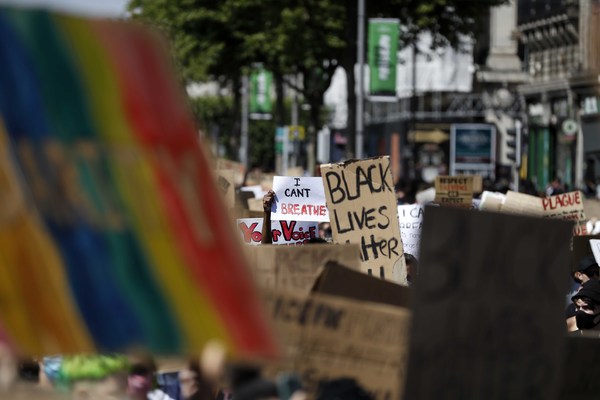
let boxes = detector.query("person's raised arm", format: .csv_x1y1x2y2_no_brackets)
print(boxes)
261,190,275,244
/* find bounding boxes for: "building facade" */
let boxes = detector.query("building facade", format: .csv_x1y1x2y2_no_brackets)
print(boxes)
517,0,600,193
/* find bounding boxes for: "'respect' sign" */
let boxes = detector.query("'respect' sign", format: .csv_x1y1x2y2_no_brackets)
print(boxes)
434,176,474,208
237,218,318,246
271,176,329,222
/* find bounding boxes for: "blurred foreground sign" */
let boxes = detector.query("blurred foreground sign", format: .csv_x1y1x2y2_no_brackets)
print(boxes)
404,206,572,400
559,334,600,400
321,157,406,283
245,244,360,293
263,290,410,400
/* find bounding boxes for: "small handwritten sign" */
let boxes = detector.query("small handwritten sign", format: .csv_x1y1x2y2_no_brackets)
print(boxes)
434,176,474,207
397,204,424,258
271,176,329,222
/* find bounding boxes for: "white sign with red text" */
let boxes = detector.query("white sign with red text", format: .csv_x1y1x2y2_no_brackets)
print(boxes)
237,218,319,246
502,190,587,236
398,204,424,259
271,176,330,222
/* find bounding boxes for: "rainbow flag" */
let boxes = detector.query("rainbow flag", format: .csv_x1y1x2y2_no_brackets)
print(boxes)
0,7,278,358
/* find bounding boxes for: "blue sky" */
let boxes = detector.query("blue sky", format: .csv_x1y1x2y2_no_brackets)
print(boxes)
0,0,129,16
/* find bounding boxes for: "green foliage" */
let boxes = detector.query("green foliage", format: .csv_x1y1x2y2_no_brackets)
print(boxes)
129,0,508,159
59,354,129,383
189,95,325,170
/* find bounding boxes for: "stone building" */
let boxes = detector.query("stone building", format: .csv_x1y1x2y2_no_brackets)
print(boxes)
517,0,600,192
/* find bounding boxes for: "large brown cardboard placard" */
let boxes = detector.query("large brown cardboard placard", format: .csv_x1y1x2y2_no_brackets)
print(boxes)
502,190,587,235
216,158,246,186
320,157,406,283
559,334,600,400
404,206,572,400
245,244,361,293
263,290,411,400
434,176,474,207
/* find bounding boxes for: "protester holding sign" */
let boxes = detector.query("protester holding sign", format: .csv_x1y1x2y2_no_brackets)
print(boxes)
262,190,275,244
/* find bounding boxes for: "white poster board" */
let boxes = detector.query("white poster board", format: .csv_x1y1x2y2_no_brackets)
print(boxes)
271,176,329,222
237,218,319,246
397,204,424,259
590,239,600,266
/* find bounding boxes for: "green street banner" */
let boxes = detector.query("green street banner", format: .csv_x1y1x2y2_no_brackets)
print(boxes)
368,18,399,100
250,67,273,120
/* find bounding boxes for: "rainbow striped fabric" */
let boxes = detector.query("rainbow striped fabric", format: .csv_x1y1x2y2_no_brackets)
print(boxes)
0,7,277,358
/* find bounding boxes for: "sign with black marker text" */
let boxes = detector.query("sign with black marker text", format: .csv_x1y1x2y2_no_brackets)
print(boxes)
321,157,406,284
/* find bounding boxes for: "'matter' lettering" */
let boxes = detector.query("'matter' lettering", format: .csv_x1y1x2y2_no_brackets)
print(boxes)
360,234,399,261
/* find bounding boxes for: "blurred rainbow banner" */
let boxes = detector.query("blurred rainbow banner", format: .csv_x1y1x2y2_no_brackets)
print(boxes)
0,8,277,358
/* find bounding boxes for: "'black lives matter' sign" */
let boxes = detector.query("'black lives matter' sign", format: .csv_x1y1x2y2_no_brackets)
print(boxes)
321,157,406,284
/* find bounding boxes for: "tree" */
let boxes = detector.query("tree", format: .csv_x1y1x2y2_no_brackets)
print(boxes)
128,0,508,164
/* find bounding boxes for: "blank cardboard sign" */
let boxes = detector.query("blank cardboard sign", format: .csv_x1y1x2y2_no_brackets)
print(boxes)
245,244,361,293
404,206,572,400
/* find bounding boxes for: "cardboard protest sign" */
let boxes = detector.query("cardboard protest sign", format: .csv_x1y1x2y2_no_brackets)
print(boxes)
216,158,245,186
559,334,600,400
542,191,587,235
263,290,411,400
247,198,264,213
434,176,474,207
271,176,329,222
404,206,572,400
313,262,411,308
240,185,265,199
501,190,545,216
502,191,587,235
237,218,319,246
215,170,235,209
286,166,305,177
245,244,361,293
479,191,505,212
397,204,424,259
321,157,406,283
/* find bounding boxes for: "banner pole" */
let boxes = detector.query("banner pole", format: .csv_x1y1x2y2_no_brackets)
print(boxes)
355,0,365,160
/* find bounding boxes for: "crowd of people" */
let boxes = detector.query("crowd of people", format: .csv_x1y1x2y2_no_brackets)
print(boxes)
4,170,600,400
